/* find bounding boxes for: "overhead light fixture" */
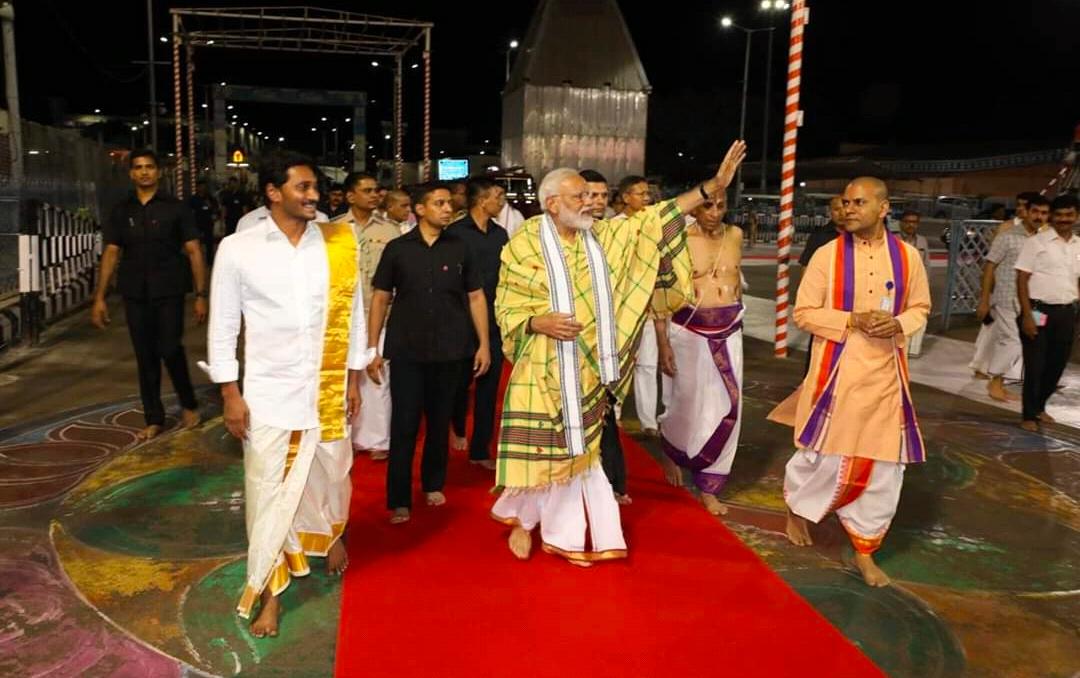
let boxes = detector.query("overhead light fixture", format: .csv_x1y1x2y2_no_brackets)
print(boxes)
411,63,419,69
159,35,168,43
201,103,208,109
227,105,234,110
207,39,215,45
371,61,379,67
278,136,285,142
93,108,101,114
509,39,519,49
720,16,733,27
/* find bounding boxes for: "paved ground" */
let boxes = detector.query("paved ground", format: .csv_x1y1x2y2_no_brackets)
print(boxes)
0,295,1077,676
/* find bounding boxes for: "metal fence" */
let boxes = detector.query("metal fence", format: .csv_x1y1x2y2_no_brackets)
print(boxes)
729,210,824,244
0,120,127,348
942,219,999,329
0,202,100,349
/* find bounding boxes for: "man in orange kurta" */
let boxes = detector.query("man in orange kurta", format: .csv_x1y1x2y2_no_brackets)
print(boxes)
778,177,930,587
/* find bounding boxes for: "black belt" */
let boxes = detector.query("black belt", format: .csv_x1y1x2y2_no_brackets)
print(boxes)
1032,299,1077,309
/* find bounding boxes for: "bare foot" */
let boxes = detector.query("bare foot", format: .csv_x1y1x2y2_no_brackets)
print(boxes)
973,370,990,380
785,510,813,546
615,493,633,506
987,379,1009,402
425,491,446,506
853,552,890,587
568,559,594,568
659,454,682,487
250,590,281,638
1020,420,1040,432
136,425,163,440
389,508,410,524
1037,412,1056,424
470,459,497,470
369,449,389,461
701,493,728,516
450,434,468,451
508,526,532,560
327,539,348,576
180,408,201,429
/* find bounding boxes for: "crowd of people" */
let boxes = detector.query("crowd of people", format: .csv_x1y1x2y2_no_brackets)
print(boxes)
90,142,1078,637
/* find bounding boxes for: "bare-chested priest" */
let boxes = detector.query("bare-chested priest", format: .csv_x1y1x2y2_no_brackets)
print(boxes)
655,191,745,516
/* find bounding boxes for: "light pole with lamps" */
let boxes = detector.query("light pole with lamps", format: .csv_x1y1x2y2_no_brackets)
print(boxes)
505,39,519,83
758,0,791,192
720,16,773,207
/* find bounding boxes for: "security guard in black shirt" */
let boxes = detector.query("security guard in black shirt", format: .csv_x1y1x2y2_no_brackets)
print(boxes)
92,149,207,440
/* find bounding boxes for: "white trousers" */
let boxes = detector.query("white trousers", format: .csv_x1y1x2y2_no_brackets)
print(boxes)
352,329,391,451
632,325,659,430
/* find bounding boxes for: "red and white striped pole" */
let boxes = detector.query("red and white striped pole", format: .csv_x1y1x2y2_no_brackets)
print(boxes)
774,0,809,358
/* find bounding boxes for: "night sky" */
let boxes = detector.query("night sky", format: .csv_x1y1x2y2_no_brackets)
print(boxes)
13,0,1079,174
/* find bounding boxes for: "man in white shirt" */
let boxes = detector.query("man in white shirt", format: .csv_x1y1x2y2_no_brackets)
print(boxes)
977,196,1049,401
235,203,328,232
332,173,401,462
898,211,931,357
204,151,372,637
616,175,661,438
1015,194,1080,432
972,192,1036,377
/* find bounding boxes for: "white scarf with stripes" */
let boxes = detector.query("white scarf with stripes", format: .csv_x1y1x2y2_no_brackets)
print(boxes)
539,213,619,458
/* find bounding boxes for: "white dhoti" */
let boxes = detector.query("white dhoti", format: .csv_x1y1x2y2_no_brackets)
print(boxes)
659,304,744,495
352,330,391,452
986,303,1023,381
784,449,904,555
491,464,627,562
632,322,660,431
969,323,993,374
238,420,353,618
907,327,926,357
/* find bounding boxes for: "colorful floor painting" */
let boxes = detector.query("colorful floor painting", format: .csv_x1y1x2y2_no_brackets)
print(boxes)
1,338,1078,677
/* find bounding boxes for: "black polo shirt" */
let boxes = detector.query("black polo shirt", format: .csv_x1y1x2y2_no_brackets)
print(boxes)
447,214,508,344
372,227,483,363
220,189,250,232
188,194,218,235
103,192,200,300
799,224,842,267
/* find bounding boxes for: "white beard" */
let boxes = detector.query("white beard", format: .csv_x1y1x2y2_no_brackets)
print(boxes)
564,210,594,231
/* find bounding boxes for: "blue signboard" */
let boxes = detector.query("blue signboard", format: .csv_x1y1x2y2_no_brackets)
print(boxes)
438,158,469,180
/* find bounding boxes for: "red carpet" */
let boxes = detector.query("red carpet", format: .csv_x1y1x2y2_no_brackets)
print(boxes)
335,391,882,676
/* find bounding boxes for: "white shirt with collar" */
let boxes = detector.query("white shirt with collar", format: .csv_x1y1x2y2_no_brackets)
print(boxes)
204,218,372,433
1014,227,1080,304
236,204,329,233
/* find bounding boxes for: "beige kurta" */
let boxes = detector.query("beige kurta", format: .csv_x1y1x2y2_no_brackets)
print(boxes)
792,234,931,462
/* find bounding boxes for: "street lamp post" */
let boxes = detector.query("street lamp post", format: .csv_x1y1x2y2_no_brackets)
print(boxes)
505,39,519,83
721,17,773,207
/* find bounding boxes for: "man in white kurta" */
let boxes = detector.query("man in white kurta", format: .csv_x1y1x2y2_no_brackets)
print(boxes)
204,158,371,636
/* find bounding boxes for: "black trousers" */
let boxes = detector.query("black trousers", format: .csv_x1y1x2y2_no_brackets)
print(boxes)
1018,301,1077,421
599,397,626,495
123,296,198,426
451,343,505,460
200,231,216,268
387,359,461,510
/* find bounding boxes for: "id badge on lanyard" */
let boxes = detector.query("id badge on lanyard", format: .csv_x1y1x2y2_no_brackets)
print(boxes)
879,281,895,314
